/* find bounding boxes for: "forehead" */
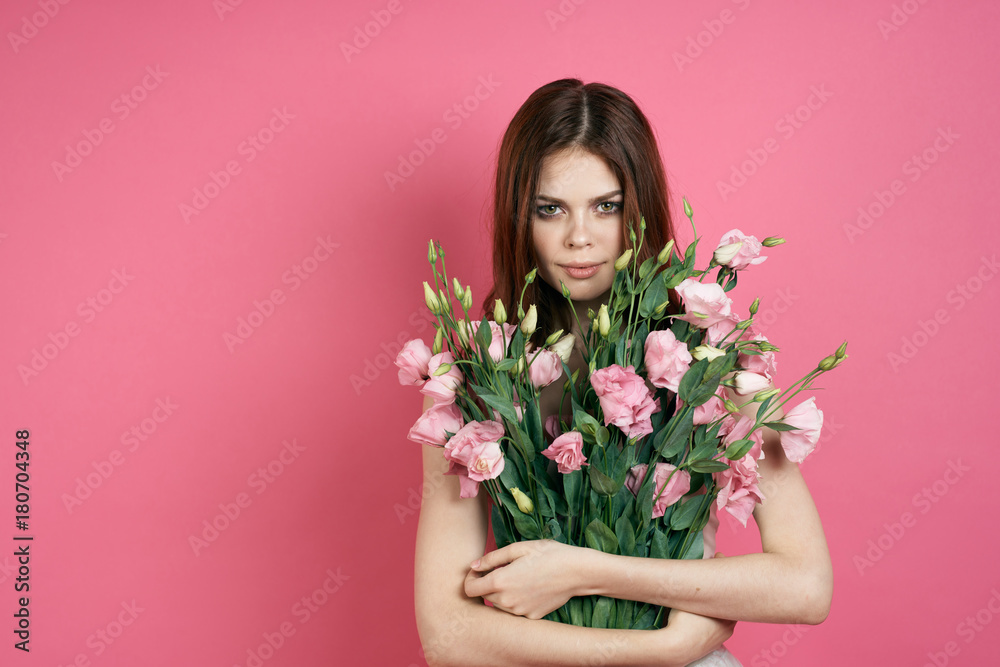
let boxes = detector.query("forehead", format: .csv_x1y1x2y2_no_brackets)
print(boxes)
537,148,620,198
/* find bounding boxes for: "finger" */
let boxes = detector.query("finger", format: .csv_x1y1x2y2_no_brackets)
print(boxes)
470,544,520,572
464,568,495,599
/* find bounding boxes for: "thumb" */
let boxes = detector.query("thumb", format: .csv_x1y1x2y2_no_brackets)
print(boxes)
714,551,726,558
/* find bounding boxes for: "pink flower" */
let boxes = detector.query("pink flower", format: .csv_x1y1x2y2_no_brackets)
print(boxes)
626,463,691,518
544,415,562,441
470,320,518,363
444,420,506,498
527,347,564,388
713,453,764,527
720,414,765,460
731,371,771,396
420,351,464,405
738,332,777,381
590,364,661,439
541,431,587,474
675,279,733,329
407,402,465,446
395,338,433,386
644,330,693,393
715,229,767,271
705,314,745,347
778,397,824,463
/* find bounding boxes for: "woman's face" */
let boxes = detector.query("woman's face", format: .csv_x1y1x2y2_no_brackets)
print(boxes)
531,148,624,313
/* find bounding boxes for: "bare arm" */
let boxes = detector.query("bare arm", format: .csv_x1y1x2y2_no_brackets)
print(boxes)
468,387,833,626
413,396,734,667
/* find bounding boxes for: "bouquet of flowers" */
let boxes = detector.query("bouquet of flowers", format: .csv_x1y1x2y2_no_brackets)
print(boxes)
397,198,846,630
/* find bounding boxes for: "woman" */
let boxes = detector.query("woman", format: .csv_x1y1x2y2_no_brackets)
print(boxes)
413,79,832,666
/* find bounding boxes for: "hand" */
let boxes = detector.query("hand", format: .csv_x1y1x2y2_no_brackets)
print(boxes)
463,539,590,619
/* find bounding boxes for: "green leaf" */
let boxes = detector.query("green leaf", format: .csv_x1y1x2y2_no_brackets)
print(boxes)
565,469,583,515
763,420,798,432
639,274,670,318
499,492,541,539
585,519,619,554
650,528,669,559
474,316,492,356
683,238,698,269
591,596,614,629
655,408,694,459
615,330,628,366
470,384,519,423
589,465,621,496
724,438,755,460
615,515,636,556
568,598,584,626
544,518,564,542
688,459,731,473
491,504,513,549
669,496,703,530
495,358,516,371
680,532,705,559
630,322,648,368
678,359,721,407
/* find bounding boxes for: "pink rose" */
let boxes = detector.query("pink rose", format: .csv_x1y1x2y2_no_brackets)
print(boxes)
644,329,693,393
705,314,745,347
470,320,518,363
395,338,433,386
590,364,661,439
778,397,824,463
420,351,464,405
713,453,764,527
541,431,587,474
720,414,765,460
715,229,767,271
444,420,506,498
675,279,733,329
677,385,729,426
626,463,691,518
407,402,465,446
527,347,564,388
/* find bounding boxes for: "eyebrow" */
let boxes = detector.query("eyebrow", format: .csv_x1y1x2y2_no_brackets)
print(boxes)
535,190,623,205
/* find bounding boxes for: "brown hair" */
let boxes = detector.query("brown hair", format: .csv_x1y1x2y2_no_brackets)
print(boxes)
482,78,682,346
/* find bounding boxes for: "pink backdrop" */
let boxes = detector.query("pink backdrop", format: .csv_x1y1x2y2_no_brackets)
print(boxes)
2,1,998,665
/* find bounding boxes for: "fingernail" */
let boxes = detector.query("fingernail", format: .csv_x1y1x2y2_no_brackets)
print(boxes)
471,559,480,568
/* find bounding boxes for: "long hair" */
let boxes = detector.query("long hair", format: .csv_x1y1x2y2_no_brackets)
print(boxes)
483,78,682,346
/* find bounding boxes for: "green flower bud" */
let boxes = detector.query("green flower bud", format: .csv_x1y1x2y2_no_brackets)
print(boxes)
432,327,444,354
818,354,837,371
598,304,610,337
724,399,740,413
510,487,534,514
428,239,437,264
494,299,507,324
461,287,473,311
452,277,464,300
520,304,538,336
653,301,668,317
762,236,785,247
736,318,753,330
628,225,636,245
525,268,537,284
836,340,848,359
545,329,565,346
432,362,452,376
549,333,575,364
691,345,725,361
560,281,571,299
749,297,760,315
753,387,780,402
614,248,633,271
713,241,743,267
639,216,647,232
683,197,693,219
423,282,440,315
657,239,675,265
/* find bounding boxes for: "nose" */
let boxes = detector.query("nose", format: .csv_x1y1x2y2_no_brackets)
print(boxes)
566,210,594,248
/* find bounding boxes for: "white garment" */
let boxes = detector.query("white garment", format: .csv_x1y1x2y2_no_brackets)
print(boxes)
686,645,743,667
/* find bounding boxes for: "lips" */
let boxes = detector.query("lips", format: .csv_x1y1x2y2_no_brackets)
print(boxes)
560,263,603,279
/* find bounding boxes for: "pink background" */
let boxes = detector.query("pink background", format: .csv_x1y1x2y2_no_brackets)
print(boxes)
2,1,998,665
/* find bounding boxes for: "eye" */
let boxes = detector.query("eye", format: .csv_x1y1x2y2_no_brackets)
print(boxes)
598,201,622,215
536,204,561,219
